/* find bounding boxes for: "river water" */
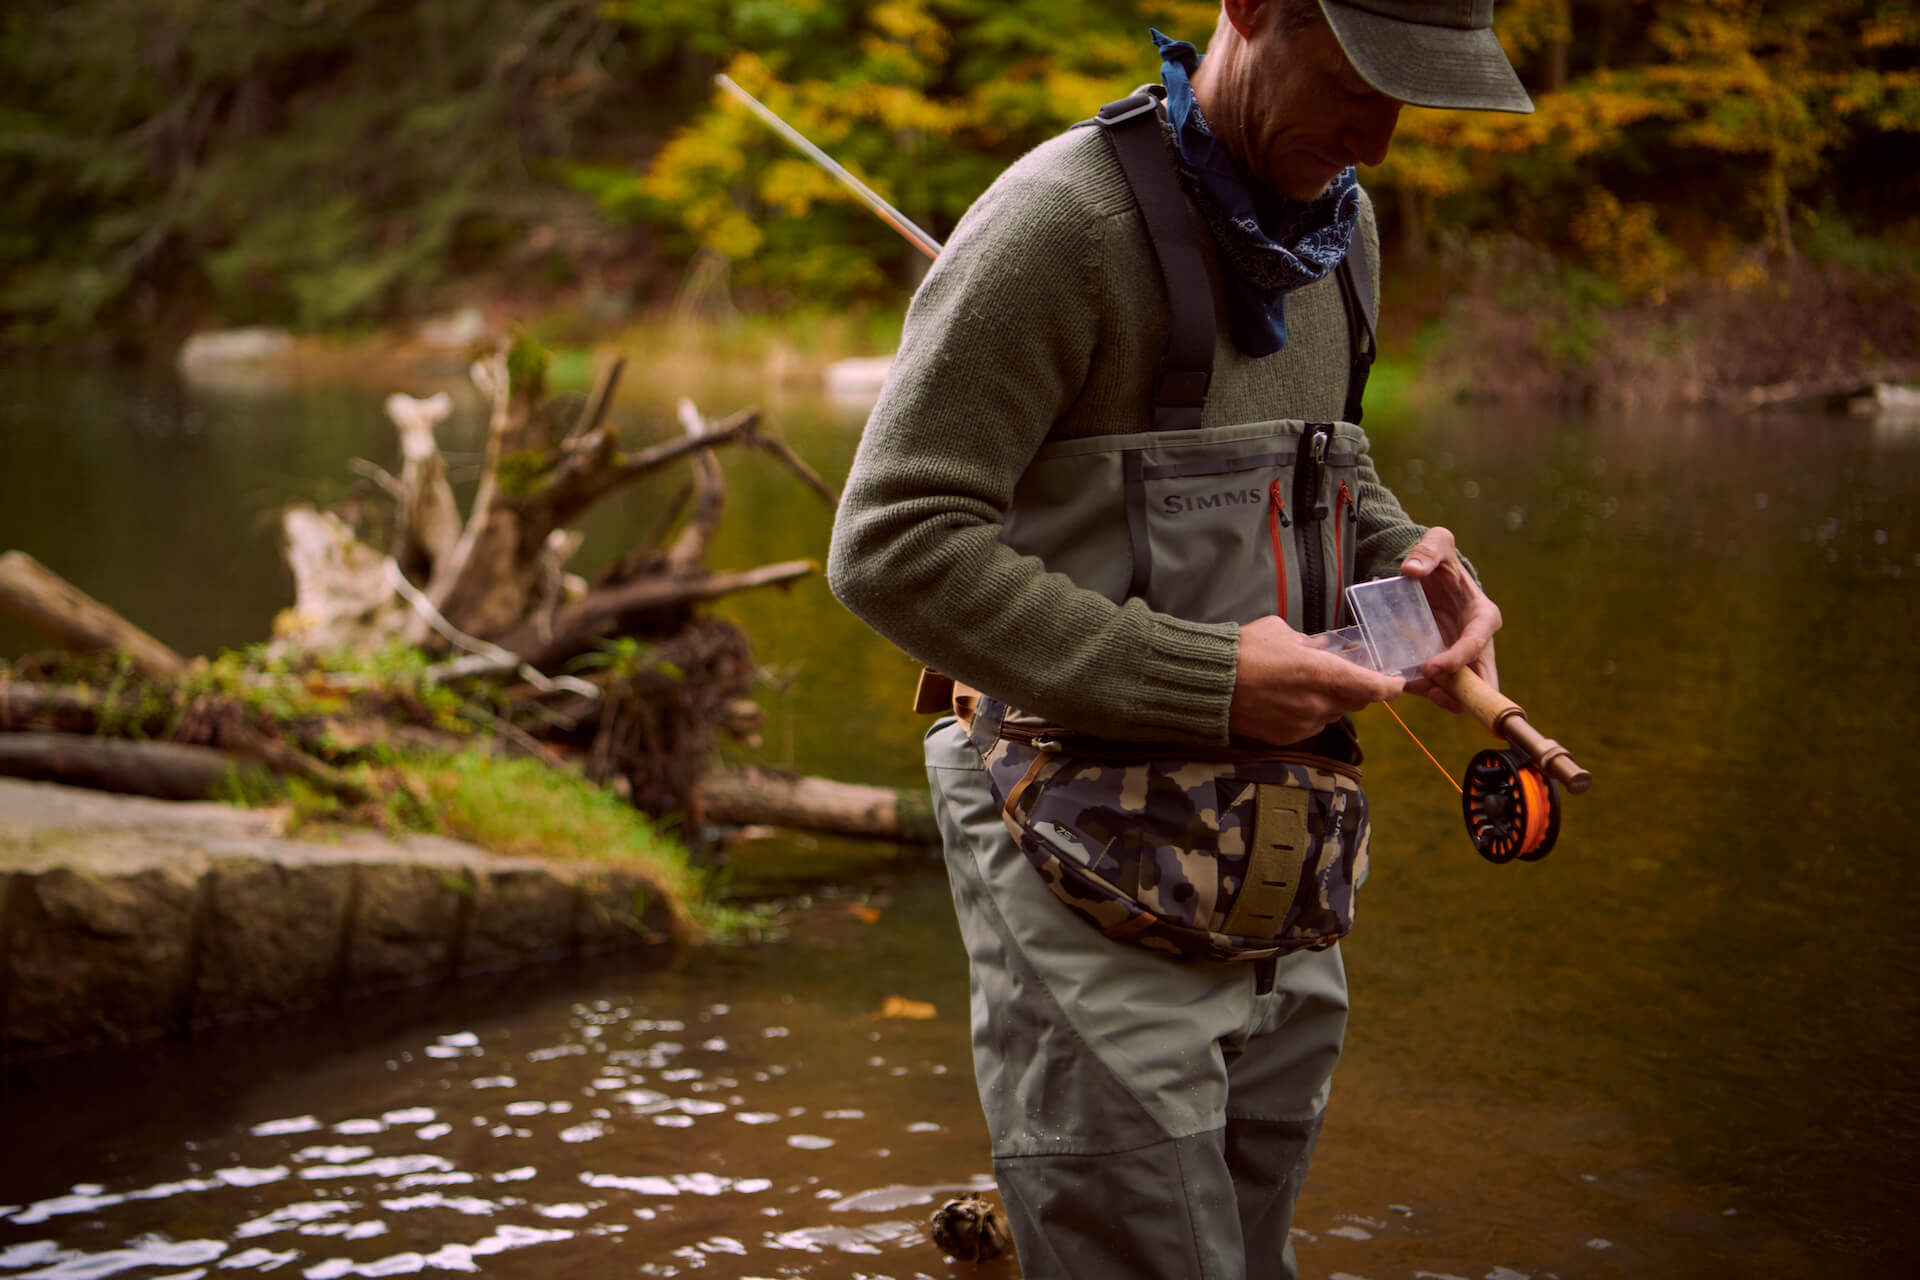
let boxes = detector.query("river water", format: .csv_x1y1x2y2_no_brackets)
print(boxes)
1,356,1915,1278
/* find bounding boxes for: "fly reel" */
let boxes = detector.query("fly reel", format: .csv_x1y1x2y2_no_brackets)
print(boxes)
1462,747,1560,863
1434,668,1590,864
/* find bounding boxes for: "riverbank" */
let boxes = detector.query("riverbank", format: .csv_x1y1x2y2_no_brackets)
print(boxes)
1385,238,1920,412
139,241,1918,421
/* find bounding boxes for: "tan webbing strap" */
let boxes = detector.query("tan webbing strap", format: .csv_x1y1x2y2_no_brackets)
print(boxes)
913,667,955,714
1220,783,1310,940
1001,748,1052,826
1103,912,1160,940
951,681,981,728
912,667,982,727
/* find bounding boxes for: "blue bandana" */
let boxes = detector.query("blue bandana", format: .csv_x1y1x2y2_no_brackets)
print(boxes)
1151,30,1360,357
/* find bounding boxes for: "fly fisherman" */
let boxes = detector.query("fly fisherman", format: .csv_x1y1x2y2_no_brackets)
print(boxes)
828,2,1529,1275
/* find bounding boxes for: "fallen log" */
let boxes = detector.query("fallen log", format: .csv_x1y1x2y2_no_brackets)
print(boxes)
0,680,116,735
0,733,265,802
0,551,187,679
699,765,938,846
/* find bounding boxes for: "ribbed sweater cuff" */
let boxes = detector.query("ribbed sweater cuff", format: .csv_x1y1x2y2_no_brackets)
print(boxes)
1130,617,1240,744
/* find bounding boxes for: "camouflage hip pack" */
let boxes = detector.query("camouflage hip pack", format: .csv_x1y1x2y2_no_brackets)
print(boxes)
966,697,1370,963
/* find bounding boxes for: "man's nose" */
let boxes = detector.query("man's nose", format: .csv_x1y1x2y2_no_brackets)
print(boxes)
1342,100,1403,168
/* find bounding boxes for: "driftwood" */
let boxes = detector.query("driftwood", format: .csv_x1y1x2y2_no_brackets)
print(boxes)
0,552,186,679
511,560,815,673
276,349,835,671
0,337,862,842
0,733,263,802
1741,363,1920,411
0,565,370,804
699,765,939,845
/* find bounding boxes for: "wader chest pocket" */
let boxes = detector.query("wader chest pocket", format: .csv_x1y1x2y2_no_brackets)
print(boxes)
1120,428,1361,627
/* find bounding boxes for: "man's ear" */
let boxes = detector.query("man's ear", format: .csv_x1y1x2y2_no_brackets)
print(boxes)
1222,0,1270,39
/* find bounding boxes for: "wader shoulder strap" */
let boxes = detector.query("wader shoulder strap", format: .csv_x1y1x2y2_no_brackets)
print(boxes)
1334,246,1377,425
1095,89,1213,433
1093,88,1379,429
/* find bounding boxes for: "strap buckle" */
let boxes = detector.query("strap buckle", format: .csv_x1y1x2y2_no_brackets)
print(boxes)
1096,92,1162,129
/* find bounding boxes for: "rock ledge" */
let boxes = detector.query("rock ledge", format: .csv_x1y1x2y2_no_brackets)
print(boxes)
0,778,677,1059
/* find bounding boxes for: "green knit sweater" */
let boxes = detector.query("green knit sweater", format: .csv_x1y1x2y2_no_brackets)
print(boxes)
827,120,1430,746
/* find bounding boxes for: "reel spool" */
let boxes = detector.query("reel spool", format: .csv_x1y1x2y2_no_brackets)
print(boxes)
1461,748,1560,863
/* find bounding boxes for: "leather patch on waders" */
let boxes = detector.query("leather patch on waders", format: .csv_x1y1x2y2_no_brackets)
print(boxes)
1220,783,1311,940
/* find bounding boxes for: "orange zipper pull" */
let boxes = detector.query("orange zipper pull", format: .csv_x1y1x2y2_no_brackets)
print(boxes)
1333,479,1354,613
1268,478,1290,618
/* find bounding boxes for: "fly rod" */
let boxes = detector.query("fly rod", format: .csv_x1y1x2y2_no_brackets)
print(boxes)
714,73,945,261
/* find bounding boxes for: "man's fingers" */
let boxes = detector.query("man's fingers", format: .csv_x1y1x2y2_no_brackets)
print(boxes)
1398,526,1458,577
1426,608,1499,675
1315,651,1403,706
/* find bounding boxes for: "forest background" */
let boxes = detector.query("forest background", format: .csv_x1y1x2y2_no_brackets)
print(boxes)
3,0,1917,407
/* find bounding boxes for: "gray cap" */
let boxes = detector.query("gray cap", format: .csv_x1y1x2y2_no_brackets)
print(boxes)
1318,0,1535,114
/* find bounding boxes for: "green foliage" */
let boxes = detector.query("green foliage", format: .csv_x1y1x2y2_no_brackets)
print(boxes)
1,0,653,339
506,331,553,406
495,449,556,500
211,762,287,809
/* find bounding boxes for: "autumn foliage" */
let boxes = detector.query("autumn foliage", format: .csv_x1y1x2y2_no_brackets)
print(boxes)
3,0,1915,352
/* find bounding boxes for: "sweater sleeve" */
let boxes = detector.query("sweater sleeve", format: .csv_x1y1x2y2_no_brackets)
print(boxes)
826,154,1241,745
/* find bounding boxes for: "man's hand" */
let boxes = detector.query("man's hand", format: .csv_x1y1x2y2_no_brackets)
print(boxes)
1399,526,1501,714
1229,615,1404,746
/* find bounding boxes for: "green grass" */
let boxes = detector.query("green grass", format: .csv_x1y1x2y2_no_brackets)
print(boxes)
257,745,752,943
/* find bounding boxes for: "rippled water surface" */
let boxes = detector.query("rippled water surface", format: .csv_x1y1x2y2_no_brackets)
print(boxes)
0,879,1007,1280
2,360,1917,1277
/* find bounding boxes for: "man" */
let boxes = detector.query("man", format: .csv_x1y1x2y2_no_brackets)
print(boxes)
828,2,1529,1275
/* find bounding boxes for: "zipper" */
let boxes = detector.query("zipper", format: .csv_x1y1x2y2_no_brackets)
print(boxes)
1294,427,1330,632
1267,478,1290,618
1333,478,1355,622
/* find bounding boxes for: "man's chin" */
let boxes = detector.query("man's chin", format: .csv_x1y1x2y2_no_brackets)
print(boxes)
1275,169,1340,203
1290,175,1336,202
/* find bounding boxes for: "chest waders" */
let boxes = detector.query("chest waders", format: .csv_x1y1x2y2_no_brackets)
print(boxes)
920,91,1371,1280
960,88,1383,971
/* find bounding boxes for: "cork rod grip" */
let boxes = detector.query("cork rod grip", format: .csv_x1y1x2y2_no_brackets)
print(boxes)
1436,667,1593,795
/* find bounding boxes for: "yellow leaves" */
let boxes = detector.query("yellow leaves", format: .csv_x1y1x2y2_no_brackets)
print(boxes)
875,995,936,1019
842,82,965,135
1571,189,1684,302
1722,259,1770,292
761,157,840,217
869,0,948,65
1138,0,1220,37
1862,14,1920,50
1489,0,1572,65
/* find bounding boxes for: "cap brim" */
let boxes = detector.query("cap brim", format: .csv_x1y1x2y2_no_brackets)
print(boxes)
1321,2,1535,113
